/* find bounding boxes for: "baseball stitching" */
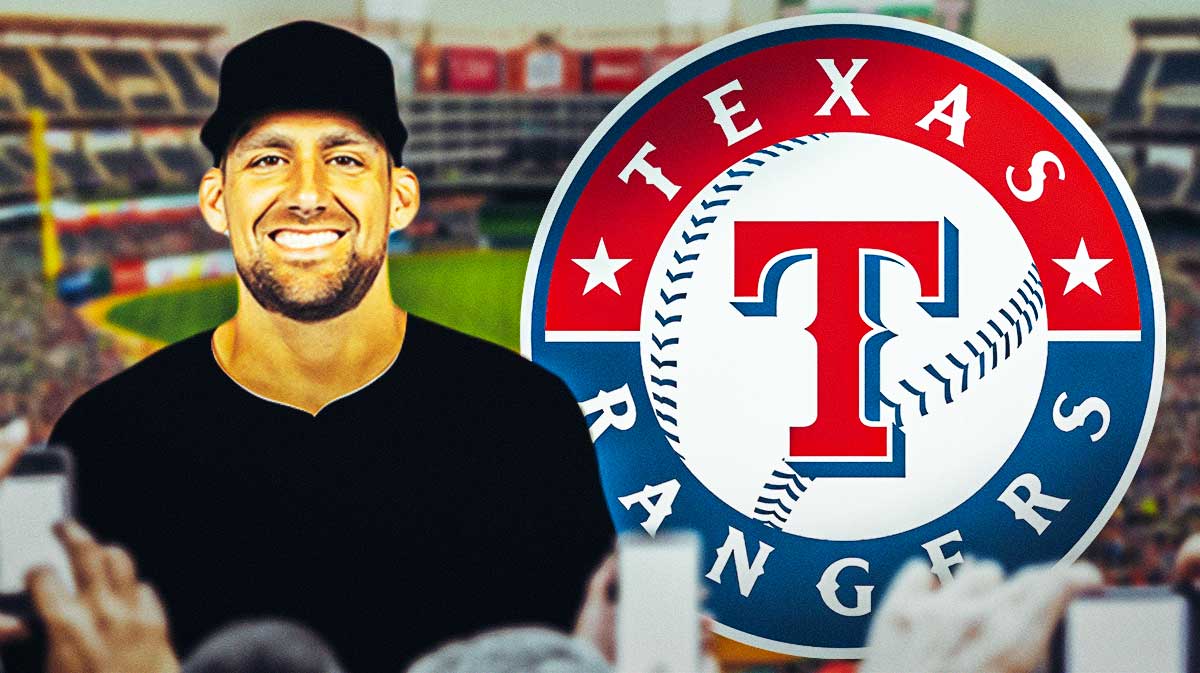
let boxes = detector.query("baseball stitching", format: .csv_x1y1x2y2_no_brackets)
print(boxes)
648,134,833,447
753,263,1045,530
643,132,1049,531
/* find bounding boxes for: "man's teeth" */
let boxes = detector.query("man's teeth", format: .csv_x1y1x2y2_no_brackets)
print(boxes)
273,230,340,250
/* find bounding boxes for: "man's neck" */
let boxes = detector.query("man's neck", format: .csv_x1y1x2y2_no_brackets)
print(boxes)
211,277,407,416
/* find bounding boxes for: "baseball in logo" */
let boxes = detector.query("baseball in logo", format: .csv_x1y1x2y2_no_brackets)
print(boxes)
521,15,1164,656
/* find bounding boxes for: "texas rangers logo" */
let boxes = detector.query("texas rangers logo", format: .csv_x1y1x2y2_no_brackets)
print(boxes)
521,15,1164,656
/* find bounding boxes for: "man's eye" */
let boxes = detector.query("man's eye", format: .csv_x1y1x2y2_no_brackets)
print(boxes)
249,155,284,168
330,156,364,167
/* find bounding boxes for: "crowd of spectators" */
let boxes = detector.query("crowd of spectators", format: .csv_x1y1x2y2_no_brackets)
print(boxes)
1083,231,1200,585
0,231,123,445
60,215,226,271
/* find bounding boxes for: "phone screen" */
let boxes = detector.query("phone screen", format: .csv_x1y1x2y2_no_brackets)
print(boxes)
0,473,73,594
1064,590,1190,673
616,531,701,673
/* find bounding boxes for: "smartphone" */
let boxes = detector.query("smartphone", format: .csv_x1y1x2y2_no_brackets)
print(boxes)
616,530,701,673
0,448,74,620
1051,586,1198,673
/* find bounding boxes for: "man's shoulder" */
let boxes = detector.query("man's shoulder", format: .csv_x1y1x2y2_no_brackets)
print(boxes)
52,329,218,435
407,315,568,394
403,315,600,483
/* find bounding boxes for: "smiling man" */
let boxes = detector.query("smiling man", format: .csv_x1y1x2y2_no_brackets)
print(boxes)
18,21,615,673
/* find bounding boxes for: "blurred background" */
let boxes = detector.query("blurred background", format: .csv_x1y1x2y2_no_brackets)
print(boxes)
0,0,1194,670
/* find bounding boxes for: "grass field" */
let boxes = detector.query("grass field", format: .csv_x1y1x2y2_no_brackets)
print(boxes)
105,249,531,350
479,204,543,240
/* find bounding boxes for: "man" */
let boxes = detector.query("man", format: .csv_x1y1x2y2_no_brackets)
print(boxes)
5,20,614,672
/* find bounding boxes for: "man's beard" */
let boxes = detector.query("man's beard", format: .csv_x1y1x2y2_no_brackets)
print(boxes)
236,246,385,323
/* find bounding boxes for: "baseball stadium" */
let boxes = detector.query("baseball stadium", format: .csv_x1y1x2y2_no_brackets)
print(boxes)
0,0,1197,671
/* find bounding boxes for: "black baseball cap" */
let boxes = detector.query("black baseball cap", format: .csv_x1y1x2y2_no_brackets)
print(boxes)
200,21,407,167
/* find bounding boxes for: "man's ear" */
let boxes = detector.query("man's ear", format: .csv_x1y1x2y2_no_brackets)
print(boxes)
389,165,420,233
199,167,228,236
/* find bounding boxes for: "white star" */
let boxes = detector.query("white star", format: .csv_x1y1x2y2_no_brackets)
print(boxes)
1052,238,1112,296
572,238,632,295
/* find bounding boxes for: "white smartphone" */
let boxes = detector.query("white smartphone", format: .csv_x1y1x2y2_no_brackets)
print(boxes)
616,530,701,673
0,448,74,620
1052,586,1196,673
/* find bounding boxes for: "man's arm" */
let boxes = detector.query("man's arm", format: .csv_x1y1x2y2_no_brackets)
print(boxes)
551,370,616,539
46,390,119,539
534,370,617,626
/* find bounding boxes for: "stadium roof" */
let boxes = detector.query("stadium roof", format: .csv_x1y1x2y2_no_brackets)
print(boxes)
0,15,222,42
1131,17,1200,39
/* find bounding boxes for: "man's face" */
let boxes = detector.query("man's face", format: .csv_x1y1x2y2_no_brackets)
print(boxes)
217,111,394,322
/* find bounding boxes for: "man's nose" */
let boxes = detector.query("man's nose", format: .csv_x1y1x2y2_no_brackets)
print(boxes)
288,201,326,220
284,158,329,220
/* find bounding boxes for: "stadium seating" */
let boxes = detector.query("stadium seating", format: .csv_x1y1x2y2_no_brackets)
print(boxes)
0,126,209,199
1109,46,1200,136
144,128,210,184
0,147,29,201
127,144,167,191
1157,50,1200,89
52,143,105,196
1,141,32,175
1108,24,1200,214
1134,164,1186,202
155,51,215,112
0,46,67,113
398,94,617,188
1152,51,1200,129
1109,51,1154,124
161,145,207,182
0,133,94,195
1156,106,1200,129
0,45,219,119
192,51,218,80
0,158,22,189
39,47,121,113
91,48,176,113
1187,171,1200,208
0,141,54,197
94,145,155,192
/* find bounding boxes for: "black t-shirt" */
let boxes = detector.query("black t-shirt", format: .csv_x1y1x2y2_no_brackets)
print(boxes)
10,315,613,672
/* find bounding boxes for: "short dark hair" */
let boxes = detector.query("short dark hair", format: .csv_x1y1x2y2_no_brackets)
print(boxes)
183,619,345,673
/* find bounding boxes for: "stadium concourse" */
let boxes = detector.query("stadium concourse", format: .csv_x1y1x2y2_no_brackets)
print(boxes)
0,9,1198,673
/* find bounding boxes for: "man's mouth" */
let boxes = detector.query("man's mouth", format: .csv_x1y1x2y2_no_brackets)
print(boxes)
267,229,347,251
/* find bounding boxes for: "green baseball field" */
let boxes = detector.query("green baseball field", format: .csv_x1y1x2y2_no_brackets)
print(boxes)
105,249,532,351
